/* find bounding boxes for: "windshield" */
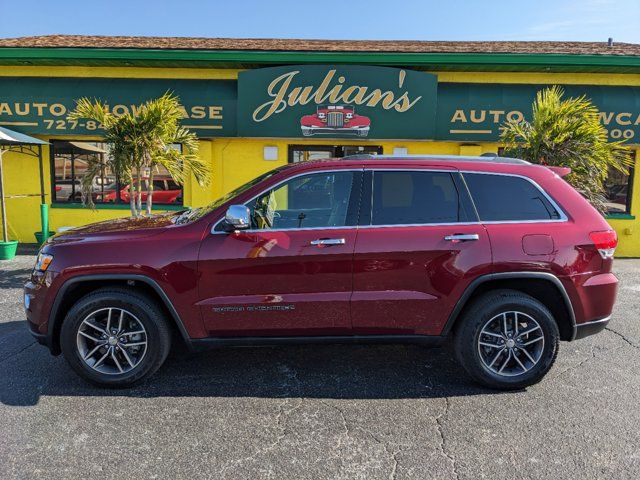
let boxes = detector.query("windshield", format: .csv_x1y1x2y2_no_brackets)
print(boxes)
173,165,289,224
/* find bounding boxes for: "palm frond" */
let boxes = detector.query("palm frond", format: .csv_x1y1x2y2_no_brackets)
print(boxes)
500,86,631,214
67,92,211,216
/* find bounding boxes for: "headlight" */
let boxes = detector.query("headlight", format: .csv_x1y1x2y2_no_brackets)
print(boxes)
34,253,54,272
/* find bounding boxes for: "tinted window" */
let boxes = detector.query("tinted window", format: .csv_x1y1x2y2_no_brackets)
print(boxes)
371,171,465,225
248,171,356,229
464,173,561,221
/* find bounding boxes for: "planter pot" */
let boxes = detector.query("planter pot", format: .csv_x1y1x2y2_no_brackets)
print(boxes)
0,240,18,260
34,231,55,246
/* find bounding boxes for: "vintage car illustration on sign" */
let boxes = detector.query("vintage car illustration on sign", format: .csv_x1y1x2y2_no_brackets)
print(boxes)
300,105,371,137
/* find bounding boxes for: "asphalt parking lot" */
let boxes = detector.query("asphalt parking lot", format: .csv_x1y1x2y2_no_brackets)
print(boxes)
1,254,639,479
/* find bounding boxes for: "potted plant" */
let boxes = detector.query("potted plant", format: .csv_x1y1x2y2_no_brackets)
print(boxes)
34,230,56,246
0,239,17,260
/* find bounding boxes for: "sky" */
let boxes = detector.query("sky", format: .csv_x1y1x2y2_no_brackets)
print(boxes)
0,0,638,43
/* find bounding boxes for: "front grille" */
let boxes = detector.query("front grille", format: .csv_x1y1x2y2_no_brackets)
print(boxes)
327,111,344,127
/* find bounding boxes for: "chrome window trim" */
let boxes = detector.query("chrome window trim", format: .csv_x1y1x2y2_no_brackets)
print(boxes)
210,167,570,235
211,168,363,234
357,221,482,230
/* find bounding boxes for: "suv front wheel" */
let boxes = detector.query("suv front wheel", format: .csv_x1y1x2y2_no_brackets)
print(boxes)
454,290,560,390
60,288,172,387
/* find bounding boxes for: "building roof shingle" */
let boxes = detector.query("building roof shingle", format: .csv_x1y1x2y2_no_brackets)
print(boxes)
1,35,639,56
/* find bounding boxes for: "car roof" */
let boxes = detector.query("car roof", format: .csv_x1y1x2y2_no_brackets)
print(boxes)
283,154,529,169
342,154,529,164
276,154,557,182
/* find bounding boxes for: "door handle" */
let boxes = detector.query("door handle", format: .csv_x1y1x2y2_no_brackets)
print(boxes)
310,238,346,246
444,233,480,242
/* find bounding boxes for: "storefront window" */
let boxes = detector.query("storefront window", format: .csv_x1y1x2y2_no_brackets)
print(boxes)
50,141,183,206
605,165,634,215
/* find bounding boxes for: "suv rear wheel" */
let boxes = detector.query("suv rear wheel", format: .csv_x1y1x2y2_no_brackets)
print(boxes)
60,288,171,387
454,290,559,390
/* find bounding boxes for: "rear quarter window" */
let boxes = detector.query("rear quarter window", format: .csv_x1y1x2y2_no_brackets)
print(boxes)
463,173,562,222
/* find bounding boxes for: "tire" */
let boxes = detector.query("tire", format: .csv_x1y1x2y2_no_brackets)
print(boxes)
60,288,172,387
453,289,559,390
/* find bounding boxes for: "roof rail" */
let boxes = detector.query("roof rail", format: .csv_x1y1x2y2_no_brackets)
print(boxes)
340,154,531,165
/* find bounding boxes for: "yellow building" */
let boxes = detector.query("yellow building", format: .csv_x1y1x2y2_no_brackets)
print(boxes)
0,36,639,255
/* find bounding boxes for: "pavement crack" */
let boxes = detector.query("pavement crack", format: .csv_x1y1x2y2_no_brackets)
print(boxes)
318,400,353,449
387,446,403,480
435,397,459,480
359,426,404,480
321,401,404,479
605,327,640,349
554,342,598,377
0,340,37,364
218,396,304,477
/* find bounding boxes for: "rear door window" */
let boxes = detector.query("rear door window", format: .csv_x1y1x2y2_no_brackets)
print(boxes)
463,173,561,221
370,171,468,225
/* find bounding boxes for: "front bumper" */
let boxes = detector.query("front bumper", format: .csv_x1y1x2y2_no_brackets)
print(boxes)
301,125,370,135
24,271,58,353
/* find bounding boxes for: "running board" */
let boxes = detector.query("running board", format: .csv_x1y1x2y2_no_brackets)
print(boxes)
189,334,448,351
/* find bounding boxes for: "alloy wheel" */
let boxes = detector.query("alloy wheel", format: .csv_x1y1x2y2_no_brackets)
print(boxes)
76,307,148,375
477,311,545,377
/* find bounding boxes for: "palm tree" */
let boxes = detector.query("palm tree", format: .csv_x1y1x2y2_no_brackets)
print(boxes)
68,92,210,216
500,86,631,213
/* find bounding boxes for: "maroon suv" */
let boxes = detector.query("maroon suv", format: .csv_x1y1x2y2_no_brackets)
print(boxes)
24,155,619,389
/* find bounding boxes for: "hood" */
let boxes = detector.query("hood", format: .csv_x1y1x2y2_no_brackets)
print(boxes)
47,212,180,244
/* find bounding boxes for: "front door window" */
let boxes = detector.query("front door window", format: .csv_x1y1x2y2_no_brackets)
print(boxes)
248,171,357,230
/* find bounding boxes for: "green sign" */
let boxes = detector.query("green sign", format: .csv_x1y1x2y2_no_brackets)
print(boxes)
0,77,237,137
2,73,639,144
237,65,438,139
437,83,640,143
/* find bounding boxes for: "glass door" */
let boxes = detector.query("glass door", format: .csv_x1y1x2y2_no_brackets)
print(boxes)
339,145,383,157
289,145,337,163
288,145,383,163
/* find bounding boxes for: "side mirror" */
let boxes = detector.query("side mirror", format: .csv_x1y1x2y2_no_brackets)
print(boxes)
224,205,251,232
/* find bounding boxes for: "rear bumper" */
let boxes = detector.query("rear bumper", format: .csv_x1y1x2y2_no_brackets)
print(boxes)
568,272,618,340
574,316,610,340
30,330,50,347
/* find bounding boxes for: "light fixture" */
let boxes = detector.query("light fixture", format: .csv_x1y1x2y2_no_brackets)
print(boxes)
263,146,279,161
393,147,408,156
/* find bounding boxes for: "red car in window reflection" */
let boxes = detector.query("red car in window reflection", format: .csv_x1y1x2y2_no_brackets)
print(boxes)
301,105,370,137
102,178,182,204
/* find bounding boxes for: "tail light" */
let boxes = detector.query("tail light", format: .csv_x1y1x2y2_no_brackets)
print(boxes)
589,230,618,259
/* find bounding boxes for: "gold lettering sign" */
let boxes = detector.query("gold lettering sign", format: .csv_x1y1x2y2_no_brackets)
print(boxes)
252,69,422,122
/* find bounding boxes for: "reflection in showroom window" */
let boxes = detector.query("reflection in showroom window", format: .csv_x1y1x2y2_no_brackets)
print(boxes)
51,141,115,203
51,140,183,205
605,152,635,215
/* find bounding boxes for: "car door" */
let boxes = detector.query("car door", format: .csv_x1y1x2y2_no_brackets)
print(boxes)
197,168,362,337
351,167,492,336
